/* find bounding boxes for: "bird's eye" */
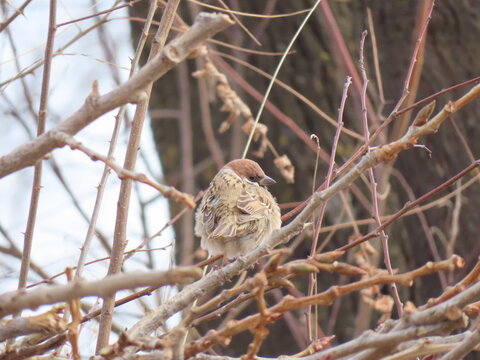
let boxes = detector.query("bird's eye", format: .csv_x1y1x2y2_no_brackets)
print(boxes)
249,176,256,181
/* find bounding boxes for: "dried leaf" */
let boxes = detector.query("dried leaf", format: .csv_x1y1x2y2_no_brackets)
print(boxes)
363,294,394,315
193,60,253,133
464,301,480,316
274,155,295,184
242,119,269,157
241,119,268,141
28,309,67,333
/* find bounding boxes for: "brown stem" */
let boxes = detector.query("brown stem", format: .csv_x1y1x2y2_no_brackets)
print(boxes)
339,158,480,253
0,0,33,32
17,0,57,310
0,267,202,318
184,256,463,358
76,0,162,279
359,29,403,316
307,76,351,340
195,57,225,168
178,60,195,263
0,13,233,179
96,0,186,351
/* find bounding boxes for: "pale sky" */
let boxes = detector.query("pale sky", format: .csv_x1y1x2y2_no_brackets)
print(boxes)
0,1,177,354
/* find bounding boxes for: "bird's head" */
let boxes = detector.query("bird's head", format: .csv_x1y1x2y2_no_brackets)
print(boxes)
224,159,276,186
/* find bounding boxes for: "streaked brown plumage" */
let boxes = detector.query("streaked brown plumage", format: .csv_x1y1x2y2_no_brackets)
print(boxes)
195,159,281,260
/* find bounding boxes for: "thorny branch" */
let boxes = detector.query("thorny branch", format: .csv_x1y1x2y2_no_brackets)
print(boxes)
120,83,480,345
1,2,480,359
0,267,202,318
58,132,195,208
183,255,465,358
0,12,234,179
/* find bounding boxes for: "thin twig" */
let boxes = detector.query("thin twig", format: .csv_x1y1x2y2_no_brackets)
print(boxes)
215,0,261,46
178,60,195,263
307,76,351,340
359,30,403,316
241,0,324,159
0,267,203,318
188,1,311,18
16,0,57,314
126,84,480,343
56,0,140,27
59,133,195,207
366,8,385,107
0,0,33,32
0,14,234,179
391,168,447,288
320,1,377,124
339,158,480,253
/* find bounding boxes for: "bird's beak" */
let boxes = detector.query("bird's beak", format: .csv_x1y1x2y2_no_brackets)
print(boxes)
259,175,276,186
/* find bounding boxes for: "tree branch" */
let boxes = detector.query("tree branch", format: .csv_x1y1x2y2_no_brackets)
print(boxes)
0,12,234,179
0,267,202,318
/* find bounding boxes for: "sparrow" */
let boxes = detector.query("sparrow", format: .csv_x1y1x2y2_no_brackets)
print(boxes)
195,159,281,260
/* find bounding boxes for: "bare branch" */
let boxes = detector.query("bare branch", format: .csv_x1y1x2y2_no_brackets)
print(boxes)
0,266,202,318
126,84,480,341
0,12,234,179
0,309,66,342
59,132,195,208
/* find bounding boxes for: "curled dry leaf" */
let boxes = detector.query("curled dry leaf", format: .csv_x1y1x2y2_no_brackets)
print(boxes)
274,154,295,184
363,294,394,323
361,240,378,256
361,286,379,298
354,250,376,274
242,119,269,158
241,119,268,142
252,145,268,159
217,84,241,133
192,60,253,133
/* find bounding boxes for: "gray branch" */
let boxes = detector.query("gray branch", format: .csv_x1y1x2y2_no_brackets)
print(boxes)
0,266,202,318
0,12,234,179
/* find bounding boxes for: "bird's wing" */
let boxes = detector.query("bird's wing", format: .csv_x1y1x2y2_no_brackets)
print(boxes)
211,216,237,238
236,187,273,224
201,198,215,234
202,195,238,239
